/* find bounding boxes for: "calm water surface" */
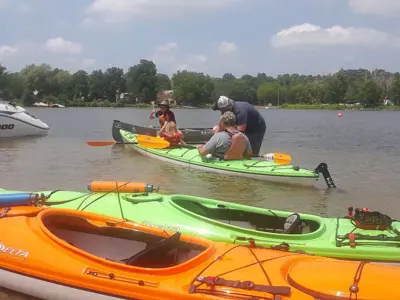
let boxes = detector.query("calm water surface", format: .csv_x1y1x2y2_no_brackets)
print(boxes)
1,107,399,218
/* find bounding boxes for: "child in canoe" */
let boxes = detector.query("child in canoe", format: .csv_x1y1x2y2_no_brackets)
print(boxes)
150,100,185,145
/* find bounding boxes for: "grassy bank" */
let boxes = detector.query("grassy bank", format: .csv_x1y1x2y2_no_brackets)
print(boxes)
279,104,400,110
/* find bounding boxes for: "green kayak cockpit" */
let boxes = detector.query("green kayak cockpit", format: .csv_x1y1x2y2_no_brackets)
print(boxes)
170,196,322,235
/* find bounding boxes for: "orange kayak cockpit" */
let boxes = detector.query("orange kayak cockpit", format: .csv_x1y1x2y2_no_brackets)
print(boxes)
37,208,217,275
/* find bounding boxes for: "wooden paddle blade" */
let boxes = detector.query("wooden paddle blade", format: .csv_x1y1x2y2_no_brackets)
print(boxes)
136,134,170,149
87,141,116,146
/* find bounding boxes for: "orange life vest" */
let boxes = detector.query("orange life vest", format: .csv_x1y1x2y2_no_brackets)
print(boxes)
161,132,182,145
223,130,248,160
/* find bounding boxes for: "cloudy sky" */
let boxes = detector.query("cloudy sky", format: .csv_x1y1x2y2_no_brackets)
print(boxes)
1,0,400,77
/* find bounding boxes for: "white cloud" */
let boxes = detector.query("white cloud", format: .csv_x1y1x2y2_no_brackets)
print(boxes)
349,0,400,15
176,64,189,71
84,0,241,23
271,23,399,48
218,41,237,54
188,54,208,64
150,43,209,74
156,42,177,52
152,42,178,66
82,58,96,67
0,45,19,61
44,37,82,55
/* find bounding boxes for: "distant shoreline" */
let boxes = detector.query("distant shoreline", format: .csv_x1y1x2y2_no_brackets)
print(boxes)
276,104,400,110
19,101,400,111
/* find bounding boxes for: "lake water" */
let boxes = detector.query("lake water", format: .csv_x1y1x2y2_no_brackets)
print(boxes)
1,107,399,218
0,107,399,298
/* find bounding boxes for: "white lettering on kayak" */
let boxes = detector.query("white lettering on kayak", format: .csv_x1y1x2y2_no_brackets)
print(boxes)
0,242,28,261
142,221,180,232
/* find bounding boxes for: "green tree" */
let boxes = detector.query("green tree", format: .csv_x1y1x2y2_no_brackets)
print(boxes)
156,73,171,91
71,70,90,101
104,67,125,101
359,79,383,107
389,73,400,105
88,70,106,101
172,70,214,106
125,59,157,103
228,79,258,104
257,82,281,105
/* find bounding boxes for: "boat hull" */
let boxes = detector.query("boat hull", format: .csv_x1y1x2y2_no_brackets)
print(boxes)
0,115,49,138
0,205,399,300
112,120,213,144
0,188,397,262
120,129,321,187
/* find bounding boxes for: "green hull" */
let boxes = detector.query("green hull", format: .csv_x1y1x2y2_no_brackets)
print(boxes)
120,130,335,188
1,188,399,262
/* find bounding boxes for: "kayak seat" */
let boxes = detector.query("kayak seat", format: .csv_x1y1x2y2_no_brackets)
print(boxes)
124,232,181,268
254,213,303,234
283,213,302,234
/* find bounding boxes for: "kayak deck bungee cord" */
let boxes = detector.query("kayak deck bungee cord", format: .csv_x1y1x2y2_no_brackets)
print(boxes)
1,181,399,262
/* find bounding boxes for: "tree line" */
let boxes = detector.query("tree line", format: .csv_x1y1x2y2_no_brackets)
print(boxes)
0,59,399,107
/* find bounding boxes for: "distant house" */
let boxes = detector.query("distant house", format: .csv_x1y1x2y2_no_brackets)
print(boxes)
156,90,176,106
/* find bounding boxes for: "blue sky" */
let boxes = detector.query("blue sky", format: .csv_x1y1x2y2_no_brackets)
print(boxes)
1,0,400,77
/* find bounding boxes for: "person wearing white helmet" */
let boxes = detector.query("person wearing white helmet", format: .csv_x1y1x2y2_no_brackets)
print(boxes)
212,96,266,156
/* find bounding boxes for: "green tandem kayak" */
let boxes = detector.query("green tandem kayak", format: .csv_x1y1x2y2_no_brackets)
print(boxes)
1,187,399,262
119,130,336,188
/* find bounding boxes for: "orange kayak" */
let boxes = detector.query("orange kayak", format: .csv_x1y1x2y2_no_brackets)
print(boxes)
0,206,399,300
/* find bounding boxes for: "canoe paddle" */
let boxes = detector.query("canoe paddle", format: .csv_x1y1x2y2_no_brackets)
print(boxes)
86,134,170,149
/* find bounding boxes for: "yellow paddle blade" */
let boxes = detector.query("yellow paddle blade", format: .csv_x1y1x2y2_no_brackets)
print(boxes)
136,134,170,149
262,152,292,164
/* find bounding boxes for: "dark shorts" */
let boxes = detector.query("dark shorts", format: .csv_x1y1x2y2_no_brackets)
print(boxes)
246,127,266,156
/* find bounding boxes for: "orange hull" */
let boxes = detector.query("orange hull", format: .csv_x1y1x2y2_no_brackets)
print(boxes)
0,206,399,300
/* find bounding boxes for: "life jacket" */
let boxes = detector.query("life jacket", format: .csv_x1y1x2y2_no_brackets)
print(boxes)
158,114,165,127
161,132,182,145
347,207,393,230
223,130,248,160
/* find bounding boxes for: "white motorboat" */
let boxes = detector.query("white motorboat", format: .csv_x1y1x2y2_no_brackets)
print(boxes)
0,101,50,138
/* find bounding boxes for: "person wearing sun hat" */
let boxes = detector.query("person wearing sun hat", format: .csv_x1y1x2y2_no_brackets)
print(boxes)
212,96,266,156
149,100,184,145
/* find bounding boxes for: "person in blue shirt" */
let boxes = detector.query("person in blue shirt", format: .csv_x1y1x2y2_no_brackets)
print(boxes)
212,96,266,156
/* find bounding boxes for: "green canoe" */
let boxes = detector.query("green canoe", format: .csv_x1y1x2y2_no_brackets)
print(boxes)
119,130,336,188
1,187,399,262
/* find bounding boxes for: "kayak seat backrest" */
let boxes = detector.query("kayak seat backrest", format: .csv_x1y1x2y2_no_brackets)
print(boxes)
224,133,247,160
283,213,302,234
125,232,181,268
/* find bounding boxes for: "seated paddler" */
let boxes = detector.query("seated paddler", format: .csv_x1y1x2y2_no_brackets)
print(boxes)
149,100,184,145
197,111,252,160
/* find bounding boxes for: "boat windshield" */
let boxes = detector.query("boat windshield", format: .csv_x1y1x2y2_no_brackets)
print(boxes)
23,111,38,119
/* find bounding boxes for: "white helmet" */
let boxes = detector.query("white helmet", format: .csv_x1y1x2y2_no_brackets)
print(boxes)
217,96,234,109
